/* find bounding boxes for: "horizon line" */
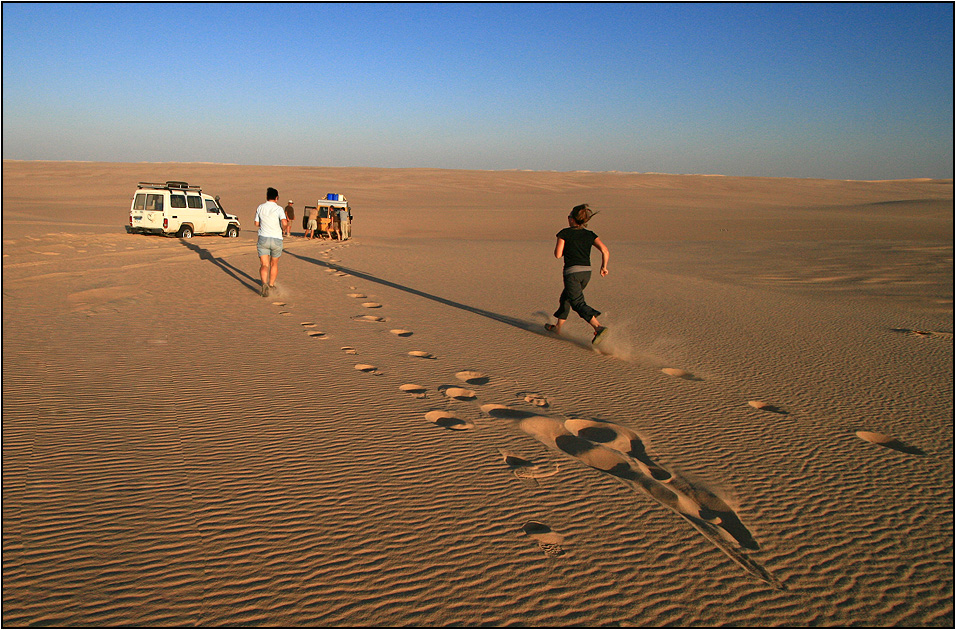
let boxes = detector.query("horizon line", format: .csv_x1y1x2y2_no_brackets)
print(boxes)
1,158,951,184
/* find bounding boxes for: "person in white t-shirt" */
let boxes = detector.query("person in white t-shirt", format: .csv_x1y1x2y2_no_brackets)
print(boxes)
254,187,289,297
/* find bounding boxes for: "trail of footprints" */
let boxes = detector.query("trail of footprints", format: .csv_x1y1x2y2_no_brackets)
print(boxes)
266,245,928,585
269,264,591,561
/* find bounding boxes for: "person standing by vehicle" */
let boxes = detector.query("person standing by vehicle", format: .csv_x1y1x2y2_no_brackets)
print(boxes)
304,205,319,240
255,187,288,297
283,200,295,236
546,203,610,344
337,206,350,240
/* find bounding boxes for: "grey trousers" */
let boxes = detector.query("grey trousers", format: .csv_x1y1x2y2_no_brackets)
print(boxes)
554,271,601,321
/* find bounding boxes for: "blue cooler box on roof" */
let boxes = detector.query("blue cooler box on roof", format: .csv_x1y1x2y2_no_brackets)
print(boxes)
327,193,339,201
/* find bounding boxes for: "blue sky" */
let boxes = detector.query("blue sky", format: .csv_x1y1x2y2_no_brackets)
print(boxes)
2,2,953,179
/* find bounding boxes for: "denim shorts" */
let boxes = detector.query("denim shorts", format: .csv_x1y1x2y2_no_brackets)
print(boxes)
257,236,283,257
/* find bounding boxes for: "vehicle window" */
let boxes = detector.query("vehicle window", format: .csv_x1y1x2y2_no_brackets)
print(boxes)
170,195,187,208
146,194,164,211
205,199,219,213
187,195,203,209
133,194,146,210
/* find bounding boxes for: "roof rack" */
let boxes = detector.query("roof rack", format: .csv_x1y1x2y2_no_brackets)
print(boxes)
137,181,202,192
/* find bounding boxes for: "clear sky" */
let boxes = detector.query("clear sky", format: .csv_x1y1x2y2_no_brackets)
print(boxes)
2,2,953,179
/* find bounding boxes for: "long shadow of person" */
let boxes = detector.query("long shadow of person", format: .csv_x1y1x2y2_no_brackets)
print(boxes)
179,239,259,294
286,251,544,334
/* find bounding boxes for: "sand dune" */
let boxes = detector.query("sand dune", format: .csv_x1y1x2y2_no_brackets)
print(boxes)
2,160,953,626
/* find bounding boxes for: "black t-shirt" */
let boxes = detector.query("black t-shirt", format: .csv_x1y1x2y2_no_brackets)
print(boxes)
556,227,597,268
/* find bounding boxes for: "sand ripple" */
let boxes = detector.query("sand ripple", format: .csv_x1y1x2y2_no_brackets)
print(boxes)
3,162,951,628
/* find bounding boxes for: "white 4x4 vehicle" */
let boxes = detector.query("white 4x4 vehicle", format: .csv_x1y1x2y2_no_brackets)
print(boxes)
128,181,240,238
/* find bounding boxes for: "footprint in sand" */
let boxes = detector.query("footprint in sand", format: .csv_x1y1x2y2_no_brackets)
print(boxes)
424,410,474,431
517,391,550,408
278,311,292,316
362,302,382,309
400,384,428,399
662,367,702,381
390,329,414,337
498,449,562,483
480,403,531,420
272,301,286,306
307,331,329,339
890,327,953,339
408,350,436,359
488,408,721,515
348,293,367,299
488,405,777,585
353,315,387,323
520,521,566,558
455,371,489,386
748,400,788,414
341,347,358,355
354,363,380,375
856,431,925,455
439,385,478,401
563,417,674,483
301,322,317,328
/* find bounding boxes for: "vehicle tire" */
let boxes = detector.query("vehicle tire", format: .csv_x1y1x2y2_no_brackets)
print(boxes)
178,225,194,239
225,225,239,238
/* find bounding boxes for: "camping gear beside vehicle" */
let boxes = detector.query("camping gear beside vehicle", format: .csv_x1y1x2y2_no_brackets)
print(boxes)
314,195,351,239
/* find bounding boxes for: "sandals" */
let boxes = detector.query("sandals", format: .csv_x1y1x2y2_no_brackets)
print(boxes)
544,324,558,333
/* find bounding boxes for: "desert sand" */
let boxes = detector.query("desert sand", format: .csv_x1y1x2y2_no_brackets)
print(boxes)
2,160,953,627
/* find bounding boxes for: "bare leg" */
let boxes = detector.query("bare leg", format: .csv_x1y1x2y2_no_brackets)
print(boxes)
551,316,601,336
259,255,271,287
269,258,279,287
